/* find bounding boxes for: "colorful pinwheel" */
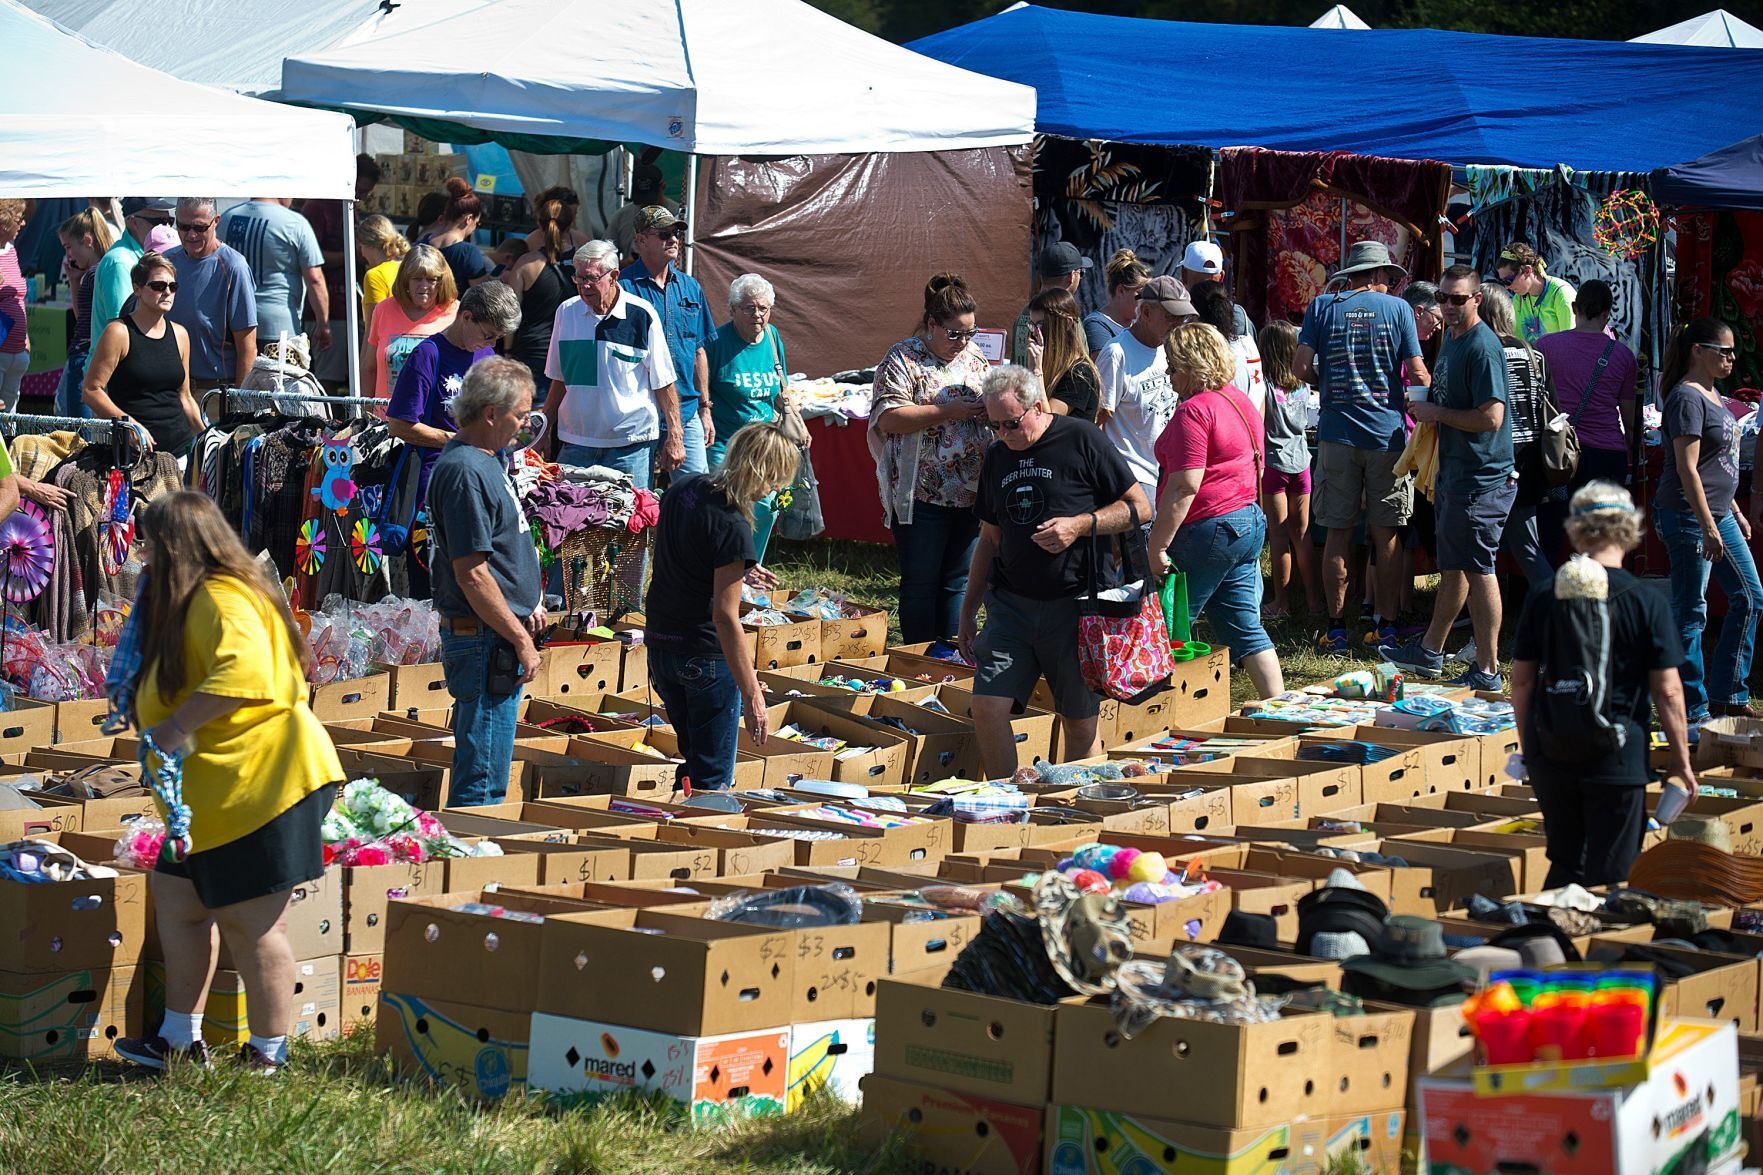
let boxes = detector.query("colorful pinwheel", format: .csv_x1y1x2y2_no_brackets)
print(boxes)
351,519,383,575
0,501,54,603
295,518,327,576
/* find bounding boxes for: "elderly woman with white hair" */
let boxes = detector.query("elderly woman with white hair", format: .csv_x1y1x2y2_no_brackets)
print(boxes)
1510,481,1696,887
705,272,800,558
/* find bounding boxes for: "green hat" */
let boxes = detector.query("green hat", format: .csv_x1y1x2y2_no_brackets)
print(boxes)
1340,916,1475,991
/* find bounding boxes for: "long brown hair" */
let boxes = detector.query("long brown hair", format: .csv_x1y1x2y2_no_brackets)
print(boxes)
1659,317,1732,396
1027,287,1095,397
135,492,309,701
57,206,114,254
531,186,579,262
1258,320,1302,392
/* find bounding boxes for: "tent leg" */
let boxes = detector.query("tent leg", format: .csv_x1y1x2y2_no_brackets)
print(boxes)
344,201,362,401
683,154,698,276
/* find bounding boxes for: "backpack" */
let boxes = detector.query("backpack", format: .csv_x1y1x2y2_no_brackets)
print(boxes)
1532,555,1626,763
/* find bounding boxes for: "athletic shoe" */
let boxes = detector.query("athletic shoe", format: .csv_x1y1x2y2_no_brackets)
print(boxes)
236,1043,285,1076
1452,666,1504,692
1453,638,1477,666
1316,628,1349,656
1711,701,1763,719
1362,622,1398,649
114,1034,211,1072
1378,638,1445,680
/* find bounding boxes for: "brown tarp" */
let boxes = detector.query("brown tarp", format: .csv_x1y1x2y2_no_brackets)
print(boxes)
691,146,1034,378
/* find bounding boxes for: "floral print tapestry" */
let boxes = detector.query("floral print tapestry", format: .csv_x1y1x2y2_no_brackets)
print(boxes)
1675,210,1763,395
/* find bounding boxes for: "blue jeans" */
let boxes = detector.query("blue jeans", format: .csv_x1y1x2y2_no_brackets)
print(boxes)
440,629,526,807
891,501,979,644
664,413,708,476
648,648,742,791
56,350,92,419
1656,506,1763,719
558,440,655,491
1169,504,1274,660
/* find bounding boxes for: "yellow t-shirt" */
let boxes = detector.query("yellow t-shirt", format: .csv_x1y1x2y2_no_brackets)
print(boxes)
136,576,343,851
361,260,401,327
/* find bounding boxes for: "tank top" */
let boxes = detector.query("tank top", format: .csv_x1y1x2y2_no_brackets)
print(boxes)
510,247,576,386
111,315,193,454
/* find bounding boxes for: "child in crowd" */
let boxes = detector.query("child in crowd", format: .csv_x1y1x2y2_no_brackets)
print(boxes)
1258,320,1322,618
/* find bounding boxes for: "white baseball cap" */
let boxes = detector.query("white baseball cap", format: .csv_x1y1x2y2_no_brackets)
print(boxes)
1182,240,1224,275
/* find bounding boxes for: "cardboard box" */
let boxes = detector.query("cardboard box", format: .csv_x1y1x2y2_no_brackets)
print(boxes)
491,838,630,884
743,608,821,670
938,684,1057,775
341,861,440,954
788,1016,874,1110
535,639,623,700
860,1074,1045,1175
1053,1001,1329,1128
1164,646,1232,729
528,1011,788,1123
1418,1020,1741,1175
0,697,57,756
1323,1109,1406,1174
1045,1103,1329,1175
816,603,889,663
54,698,117,743
342,952,382,1030
873,978,1058,1105
146,956,338,1046
382,890,605,1014
377,992,529,1101
309,672,393,722
0,793,82,840
1327,1002,1414,1113
376,660,452,710
807,692,982,785
0,964,140,1060
0,864,147,973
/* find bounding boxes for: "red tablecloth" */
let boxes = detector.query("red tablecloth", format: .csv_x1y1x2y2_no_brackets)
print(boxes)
807,416,892,545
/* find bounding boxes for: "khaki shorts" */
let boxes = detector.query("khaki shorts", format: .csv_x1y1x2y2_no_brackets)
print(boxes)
1312,440,1413,530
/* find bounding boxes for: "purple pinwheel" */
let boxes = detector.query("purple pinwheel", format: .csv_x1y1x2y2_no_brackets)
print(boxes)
0,502,54,603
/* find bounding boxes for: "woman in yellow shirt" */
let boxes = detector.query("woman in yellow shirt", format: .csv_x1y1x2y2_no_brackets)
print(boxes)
356,214,409,331
114,491,343,1075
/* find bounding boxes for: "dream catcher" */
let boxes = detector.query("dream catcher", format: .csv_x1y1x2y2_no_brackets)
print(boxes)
351,519,383,575
1593,189,1662,261
295,519,327,576
0,502,54,604
98,469,136,578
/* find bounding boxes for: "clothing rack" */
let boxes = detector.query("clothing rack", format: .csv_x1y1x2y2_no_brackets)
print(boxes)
0,412,153,451
200,387,386,421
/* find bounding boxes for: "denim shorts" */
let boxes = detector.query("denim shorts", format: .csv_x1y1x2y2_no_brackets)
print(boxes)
1168,503,1274,661
1435,480,1518,574
971,590,1100,719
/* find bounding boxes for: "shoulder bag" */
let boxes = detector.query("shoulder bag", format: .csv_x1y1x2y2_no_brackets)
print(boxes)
1539,337,1614,487
768,326,811,447
1076,500,1176,701
767,326,824,541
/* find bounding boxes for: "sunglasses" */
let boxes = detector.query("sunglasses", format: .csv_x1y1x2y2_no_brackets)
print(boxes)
645,228,683,241
136,215,172,227
1439,292,1478,306
144,279,179,294
984,410,1029,433
1698,343,1737,357
943,328,979,343
176,220,214,234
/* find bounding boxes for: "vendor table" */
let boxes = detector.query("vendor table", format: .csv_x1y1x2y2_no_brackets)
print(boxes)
806,416,891,545
21,304,67,401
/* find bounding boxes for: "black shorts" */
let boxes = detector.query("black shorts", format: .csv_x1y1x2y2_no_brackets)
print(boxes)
157,785,336,910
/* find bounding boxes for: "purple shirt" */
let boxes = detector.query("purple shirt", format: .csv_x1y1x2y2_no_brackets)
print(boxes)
1535,330,1638,454
389,331,493,501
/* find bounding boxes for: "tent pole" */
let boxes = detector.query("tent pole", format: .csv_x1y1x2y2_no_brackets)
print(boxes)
343,200,361,398
684,154,698,276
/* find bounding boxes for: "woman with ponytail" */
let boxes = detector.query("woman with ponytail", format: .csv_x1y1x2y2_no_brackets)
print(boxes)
502,186,582,389
1083,248,1151,356
417,176,491,291
1653,317,1759,722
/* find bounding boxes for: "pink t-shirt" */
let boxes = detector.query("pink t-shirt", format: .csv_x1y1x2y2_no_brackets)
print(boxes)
1534,329,1639,454
0,244,25,354
366,297,456,400
1154,383,1263,525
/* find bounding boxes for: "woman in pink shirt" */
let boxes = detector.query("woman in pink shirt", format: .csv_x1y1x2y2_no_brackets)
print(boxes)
1148,323,1283,698
0,200,30,412
362,244,458,400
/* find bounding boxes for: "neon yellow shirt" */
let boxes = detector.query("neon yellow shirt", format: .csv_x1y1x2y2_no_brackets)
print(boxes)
362,260,400,327
137,576,342,851
1513,278,1574,343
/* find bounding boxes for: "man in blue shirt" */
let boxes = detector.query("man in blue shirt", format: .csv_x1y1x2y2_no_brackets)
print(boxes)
165,198,257,390
619,206,714,475
1381,265,1514,692
1296,240,1431,654
220,198,329,355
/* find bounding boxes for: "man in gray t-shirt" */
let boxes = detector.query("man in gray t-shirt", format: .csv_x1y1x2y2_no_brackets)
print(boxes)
166,198,257,388
427,357,545,807
219,198,328,351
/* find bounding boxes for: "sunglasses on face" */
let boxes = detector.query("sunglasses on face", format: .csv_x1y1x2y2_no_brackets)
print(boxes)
943,328,978,343
1699,343,1737,357
645,228,683,241
1440,292,1478,306
176,220,214,234
144,279,178,293
984,410,1029,433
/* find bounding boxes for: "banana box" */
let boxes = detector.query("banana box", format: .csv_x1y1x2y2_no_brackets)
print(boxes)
527,1012,787,1126
0,965,140,1060
787,1017,874,1112
146,956,339,1047
377,992,529,1101
1045,1104,1329,1175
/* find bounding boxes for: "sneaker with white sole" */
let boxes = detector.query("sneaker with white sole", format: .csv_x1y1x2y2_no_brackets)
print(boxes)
235,1043,285,1076
1452,666,1504,692
114,1034,212,1071
1378,637,1445,679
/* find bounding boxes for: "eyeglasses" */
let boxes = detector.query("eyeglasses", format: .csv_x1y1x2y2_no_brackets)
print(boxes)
738,303,772,315
144,279,178,293
1698,343,1737,357
574,270,615,287
943,328,979,343
176,220,214,234
1439,292,1478,306
984,410,1029,433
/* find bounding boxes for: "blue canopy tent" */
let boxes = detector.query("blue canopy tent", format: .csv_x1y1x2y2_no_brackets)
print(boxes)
909,5,1763,172
1654,135,1763,211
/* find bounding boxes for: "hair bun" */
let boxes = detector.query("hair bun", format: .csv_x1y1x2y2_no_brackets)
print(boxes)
444,175,472,198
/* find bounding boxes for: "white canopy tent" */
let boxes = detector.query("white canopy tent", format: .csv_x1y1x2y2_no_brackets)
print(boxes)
1632,9,1763,47
1310,5,1371,29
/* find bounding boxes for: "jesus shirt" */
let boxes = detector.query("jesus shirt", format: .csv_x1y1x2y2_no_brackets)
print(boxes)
1095,329,1176,502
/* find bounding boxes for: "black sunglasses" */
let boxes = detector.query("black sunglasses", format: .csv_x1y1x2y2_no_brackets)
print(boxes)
144,279,178,293
984,410,1029,433
176,220,214,234
1698,343,1737,356
943,328,979,343
1440,292,1478,306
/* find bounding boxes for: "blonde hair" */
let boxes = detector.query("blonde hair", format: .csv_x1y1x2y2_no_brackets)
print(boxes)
1565,480,1642,555
391,244,458,315
707,423,799,525
1164,322,1237,392
1104,248,1151,295
357,214,409,262
0,200,24,236
1027,287,1095,401
58,206,114,253
1258,320,1302,392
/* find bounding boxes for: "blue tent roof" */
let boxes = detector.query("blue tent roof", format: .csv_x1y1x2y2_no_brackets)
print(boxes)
1654,135,1763,210
908,5,1763,173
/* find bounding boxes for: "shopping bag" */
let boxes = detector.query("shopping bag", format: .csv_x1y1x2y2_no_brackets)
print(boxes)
1076,506,1175,701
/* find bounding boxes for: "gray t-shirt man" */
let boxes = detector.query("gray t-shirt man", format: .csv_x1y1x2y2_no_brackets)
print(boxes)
219,200,322,344
166,244,257,382
427,439,542,621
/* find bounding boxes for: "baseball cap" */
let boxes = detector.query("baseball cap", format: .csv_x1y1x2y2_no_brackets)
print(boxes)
1037,240,1093,278
635,205,686,234
1136,275,1196,317
121,197,177,217
1182,240,1224,275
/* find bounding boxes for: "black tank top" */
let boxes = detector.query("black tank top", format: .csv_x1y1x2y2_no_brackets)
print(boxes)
111,315,193,454
510,247,576,386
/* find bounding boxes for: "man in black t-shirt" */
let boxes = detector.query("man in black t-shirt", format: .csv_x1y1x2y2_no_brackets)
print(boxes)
958,365,1148,774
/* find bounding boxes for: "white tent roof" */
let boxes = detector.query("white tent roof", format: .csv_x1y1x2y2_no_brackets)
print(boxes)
280,0,1037,156
1632,9,1763,47
1310,4,1371,29
21,0,493,94
0,1,357,197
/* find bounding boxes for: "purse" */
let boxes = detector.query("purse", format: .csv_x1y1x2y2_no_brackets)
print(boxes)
1076,501,1176,702
1538,338,1612,487
768,327,811,447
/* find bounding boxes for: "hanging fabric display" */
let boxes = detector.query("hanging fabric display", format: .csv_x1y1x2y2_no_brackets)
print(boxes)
1674,209,1763,393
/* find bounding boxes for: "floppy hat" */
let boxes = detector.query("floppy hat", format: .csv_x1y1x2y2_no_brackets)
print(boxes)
1217,910,1280,952
1332,240,1407,284
1488,922,1582,968
1340,916,1476,991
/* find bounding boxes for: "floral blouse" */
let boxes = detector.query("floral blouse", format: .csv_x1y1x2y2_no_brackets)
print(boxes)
866,336,992,527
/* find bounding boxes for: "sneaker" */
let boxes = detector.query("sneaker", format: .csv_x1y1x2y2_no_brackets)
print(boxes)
1453,638,1477,666
114,1034,211,1072
1361,622,1398,649
235,1043,285,1076
1452,666,1504,692
1378,638,1445,680
1316,628,1349,656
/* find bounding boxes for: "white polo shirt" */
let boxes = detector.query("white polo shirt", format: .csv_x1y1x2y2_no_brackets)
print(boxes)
544,291,678,447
